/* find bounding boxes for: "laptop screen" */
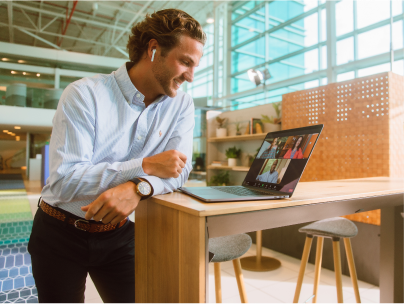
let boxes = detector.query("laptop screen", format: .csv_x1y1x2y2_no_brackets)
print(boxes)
242,124,323,195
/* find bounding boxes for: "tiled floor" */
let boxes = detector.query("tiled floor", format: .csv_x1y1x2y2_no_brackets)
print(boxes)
12,178,381,303
0,174,37,303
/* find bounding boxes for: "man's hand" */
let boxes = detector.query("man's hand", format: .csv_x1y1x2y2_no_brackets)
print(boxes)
81,181,141,225
142,150,187,178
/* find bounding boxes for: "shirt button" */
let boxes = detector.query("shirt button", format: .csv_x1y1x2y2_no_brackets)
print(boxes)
137,135,142,140
136,93,140,98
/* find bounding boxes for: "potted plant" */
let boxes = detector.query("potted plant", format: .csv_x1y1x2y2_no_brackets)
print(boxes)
216,117,227,137
246,147,261,167
225,146,241,167
208,170,230,186
235,122,242,136
261,102,281,132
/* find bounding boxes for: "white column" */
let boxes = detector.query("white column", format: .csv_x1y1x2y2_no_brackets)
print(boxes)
25,132,30,179
54,67,60,89
326,0,336,83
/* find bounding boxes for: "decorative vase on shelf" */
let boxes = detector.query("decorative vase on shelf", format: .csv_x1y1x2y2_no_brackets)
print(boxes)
216,128,227,137
228,158,237,167
263,123,281,133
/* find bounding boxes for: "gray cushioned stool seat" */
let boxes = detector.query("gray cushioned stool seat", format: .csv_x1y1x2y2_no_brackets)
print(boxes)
299,217,358,238
209,234,252,263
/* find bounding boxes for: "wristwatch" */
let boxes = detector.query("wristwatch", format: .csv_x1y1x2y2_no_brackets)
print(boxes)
132,178,153,200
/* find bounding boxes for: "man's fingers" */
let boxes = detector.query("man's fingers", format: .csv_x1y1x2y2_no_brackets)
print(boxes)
100,208,117,224
93,203,114,222
110,214,126,226
84,193,109,220
177,151,187,163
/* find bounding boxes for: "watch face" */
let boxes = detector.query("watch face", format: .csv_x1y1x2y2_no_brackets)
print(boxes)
138,181,151,196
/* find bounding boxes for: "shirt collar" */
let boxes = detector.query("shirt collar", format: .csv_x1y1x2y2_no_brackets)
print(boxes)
114,62,169,106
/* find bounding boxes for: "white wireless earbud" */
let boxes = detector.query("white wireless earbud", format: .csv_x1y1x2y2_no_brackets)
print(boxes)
151,49,156,62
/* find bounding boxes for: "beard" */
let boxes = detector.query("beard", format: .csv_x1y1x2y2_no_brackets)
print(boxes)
151,55,178,98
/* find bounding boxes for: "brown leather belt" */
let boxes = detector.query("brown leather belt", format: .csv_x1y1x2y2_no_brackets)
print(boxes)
40,200,128,233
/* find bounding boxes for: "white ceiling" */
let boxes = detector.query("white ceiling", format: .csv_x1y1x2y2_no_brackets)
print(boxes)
0,1,215,59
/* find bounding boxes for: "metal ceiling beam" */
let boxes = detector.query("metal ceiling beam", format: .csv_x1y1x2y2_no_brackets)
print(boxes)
16,28,63,50
34,0,43,46
102,0,153,56
9,2,132,33
89,2,131,56
97,2,146,16
20,8,38,30
0,22,126,50
7,1,13,43
114,46,129,58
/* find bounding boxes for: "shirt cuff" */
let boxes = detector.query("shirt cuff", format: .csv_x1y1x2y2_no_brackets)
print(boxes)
140,176,166,196
125,158,146,180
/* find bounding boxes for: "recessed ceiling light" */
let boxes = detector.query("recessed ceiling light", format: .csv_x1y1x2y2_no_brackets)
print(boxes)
11,71,16,74
37,73,40,77
14,126,21,129
23,72,27,75
2,58,10,61
3,130,8,133
18,60,26,63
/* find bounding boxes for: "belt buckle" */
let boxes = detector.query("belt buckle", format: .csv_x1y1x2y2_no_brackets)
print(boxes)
74,219,90,231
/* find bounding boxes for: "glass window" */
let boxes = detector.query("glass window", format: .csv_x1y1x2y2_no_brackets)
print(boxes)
336,0,353,36
321,45,327,69
358,25,390,60
393,60,404,76
304,79,319,89
267,49,318,84
336,37,354,65
268,1,305,22
392,0,403,16
337,71,355,82
393,20,403,50
321,9,326,42
357,0,390,29
358,63,390,77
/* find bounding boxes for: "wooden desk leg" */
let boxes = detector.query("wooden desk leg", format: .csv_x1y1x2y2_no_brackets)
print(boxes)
135,199,207,303
380,205,404,303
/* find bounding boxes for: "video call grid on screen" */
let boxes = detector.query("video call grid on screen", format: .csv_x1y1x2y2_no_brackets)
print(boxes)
243,130,320,194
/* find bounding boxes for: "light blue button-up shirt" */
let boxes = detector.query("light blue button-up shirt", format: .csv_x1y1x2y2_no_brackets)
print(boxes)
41,62,194,218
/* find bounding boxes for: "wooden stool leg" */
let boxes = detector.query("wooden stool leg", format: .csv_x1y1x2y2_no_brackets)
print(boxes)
214,263,222,303
332,238,343,303
293,235,313,303
312,237,324,303
233,258,248,303
344,238,361,303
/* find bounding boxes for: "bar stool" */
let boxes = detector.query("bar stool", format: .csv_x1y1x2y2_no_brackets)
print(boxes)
293,217,361,303
209,234,252,303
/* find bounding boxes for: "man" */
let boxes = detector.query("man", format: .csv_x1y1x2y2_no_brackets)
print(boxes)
28,9,206,303
257,160,279,184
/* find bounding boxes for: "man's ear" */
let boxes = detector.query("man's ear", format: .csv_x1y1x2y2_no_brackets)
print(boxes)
148,39,159,60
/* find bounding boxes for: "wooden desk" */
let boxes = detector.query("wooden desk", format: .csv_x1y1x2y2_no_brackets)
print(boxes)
135,177,404,303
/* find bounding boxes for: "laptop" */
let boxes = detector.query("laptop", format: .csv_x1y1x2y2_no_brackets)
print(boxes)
179,124,323,202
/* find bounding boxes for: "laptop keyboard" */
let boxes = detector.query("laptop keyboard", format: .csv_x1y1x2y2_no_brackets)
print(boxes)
209,186,274,197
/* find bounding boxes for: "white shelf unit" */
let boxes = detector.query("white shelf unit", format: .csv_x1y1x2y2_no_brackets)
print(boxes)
206,104,279,185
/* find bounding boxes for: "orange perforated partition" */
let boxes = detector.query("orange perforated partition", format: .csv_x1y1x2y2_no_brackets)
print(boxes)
282,72,404,225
